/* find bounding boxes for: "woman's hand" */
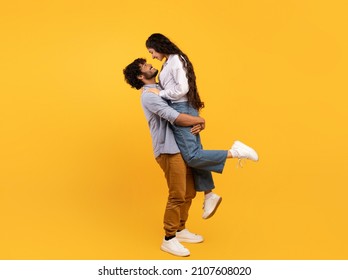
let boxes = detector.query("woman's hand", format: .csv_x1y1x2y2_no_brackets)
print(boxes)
145,88,160,95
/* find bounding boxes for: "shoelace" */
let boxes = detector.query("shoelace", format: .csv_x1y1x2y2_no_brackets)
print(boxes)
237,158,246,168
233,150,246,168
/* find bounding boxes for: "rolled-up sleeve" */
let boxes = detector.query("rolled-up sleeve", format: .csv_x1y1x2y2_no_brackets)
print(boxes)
142,93,180,124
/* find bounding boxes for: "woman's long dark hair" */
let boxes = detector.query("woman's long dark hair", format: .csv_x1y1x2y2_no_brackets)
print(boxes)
146,33,204,110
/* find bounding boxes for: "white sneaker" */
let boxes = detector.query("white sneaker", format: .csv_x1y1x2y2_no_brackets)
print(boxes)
202,193,222,219
230,140,259,161
160,237,190,257
176,229,204,243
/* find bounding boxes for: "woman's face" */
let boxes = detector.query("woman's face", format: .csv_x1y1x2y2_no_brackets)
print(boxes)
147,48,166,61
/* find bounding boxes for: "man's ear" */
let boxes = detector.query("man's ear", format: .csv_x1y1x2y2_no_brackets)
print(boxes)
137,74,143,81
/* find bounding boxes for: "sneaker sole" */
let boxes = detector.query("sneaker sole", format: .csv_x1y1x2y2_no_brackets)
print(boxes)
203,197,222,219
160,246,190,257
176,237,204,244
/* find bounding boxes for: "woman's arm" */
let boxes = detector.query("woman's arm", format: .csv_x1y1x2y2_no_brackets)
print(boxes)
158,55,189,100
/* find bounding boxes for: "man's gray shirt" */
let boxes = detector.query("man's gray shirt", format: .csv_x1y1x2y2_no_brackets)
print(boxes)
141,84,180,158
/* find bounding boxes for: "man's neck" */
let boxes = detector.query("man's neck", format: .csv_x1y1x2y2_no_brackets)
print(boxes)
143,79,157,85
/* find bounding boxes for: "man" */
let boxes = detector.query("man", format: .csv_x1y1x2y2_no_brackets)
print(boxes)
123,58,205,257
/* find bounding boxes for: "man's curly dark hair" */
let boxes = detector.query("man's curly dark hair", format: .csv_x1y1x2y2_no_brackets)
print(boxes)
123,58,146,90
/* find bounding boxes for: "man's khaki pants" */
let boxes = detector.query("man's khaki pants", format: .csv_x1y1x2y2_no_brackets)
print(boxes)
156,153,196,237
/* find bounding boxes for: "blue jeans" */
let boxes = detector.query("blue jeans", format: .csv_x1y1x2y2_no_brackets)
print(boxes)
169,101,228,192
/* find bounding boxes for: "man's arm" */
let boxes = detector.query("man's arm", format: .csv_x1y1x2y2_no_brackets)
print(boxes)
174,114,205,127
142,91,205,128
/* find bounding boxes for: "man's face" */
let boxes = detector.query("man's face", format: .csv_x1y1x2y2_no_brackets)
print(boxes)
147,48,165,61
139,62,158,79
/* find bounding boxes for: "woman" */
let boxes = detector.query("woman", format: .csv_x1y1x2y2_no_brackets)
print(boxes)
145,33,258,219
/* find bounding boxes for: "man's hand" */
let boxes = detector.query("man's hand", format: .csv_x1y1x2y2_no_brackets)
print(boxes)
191,123,205,135
174,114,205,128
144,88,160,94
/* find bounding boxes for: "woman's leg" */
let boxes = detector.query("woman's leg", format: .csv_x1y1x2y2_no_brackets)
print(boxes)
168,102,223,219
170,102,228,173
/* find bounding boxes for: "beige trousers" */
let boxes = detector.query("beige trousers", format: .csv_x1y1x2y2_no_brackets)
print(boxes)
156,153,196,237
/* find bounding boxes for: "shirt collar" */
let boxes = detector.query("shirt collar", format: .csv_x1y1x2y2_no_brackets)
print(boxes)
163,54,175,66
143,83,160,89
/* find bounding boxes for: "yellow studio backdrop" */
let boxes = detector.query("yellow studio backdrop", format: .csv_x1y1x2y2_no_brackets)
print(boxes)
1,0,347,260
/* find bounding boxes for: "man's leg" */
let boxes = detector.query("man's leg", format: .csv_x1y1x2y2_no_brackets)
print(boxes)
156,153,190,257
178,165,196,231
176,165,204,244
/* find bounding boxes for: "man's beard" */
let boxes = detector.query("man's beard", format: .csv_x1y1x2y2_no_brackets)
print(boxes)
144,69,158,79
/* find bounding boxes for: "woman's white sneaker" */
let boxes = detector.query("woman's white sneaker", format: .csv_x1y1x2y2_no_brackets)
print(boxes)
160,237,190,257
202,193,222,219
230,140,259,161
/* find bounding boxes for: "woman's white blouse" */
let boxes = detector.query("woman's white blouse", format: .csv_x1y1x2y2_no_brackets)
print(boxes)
158,54,189,102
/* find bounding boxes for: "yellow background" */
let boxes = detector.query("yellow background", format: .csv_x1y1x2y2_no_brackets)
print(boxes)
1,0,348,260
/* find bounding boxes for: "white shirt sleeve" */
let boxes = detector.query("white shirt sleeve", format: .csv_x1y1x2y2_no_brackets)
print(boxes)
159,56,189,100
